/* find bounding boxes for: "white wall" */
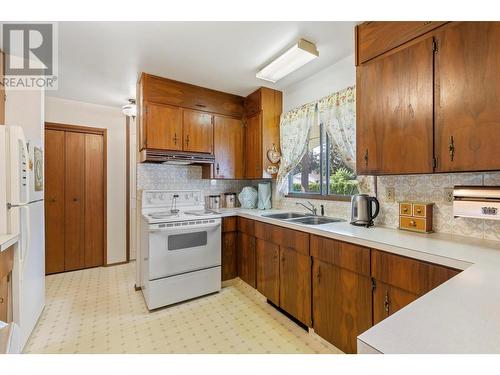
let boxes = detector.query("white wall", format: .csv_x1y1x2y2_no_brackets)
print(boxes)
45,97,127,264
283,54,355,112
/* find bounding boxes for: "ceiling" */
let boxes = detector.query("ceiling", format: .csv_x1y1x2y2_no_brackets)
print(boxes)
50,21,355,108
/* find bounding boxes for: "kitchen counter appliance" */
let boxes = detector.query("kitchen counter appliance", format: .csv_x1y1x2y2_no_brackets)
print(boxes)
350,194,380,227
139,190,221,310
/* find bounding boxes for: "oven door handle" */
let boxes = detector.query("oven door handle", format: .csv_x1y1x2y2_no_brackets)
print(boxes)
148,222,221,233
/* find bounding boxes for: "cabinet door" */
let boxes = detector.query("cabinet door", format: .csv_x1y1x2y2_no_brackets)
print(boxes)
280,247,311,326
213,116,244,179
435,22,500,172
45,129,65,274
373,280,419,325
356,37,434,174
256,239,280,305
145,102,182,150
222,232,238,281
237,232,256,288
183,109,213,153
244,112,262,179
312,260,372,354
64,132,85,271
84,133,104,268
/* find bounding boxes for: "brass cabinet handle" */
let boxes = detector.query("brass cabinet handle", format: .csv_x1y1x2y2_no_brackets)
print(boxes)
0,296,4,303
186,134,190,146
403,207,409,213
173,133,177,145
384,290,390,314
364,149,369,167
409,220,416,227
416,209,422,214
449,136,455,161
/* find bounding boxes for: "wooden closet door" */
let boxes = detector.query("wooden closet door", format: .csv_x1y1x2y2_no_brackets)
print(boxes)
45,129,65,274
84,133,104,268
183,109,214,154
64,131,85,271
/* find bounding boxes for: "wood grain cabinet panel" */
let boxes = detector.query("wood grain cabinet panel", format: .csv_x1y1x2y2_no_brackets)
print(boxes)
182,109,213,154
254,222,309,255
45,130,66,274
64,132,85,271
356,36,435,175
312,259,372,354
256,239,280,305
356,21,447,64
213,116,244,178
435,21,500,172
144,102,182,151
237,232,256,288
222,232,238,281
373,280,419,325
279,247,311,326
244,112,262,179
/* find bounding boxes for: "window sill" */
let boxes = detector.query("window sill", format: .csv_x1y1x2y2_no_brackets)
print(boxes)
284,193,352,202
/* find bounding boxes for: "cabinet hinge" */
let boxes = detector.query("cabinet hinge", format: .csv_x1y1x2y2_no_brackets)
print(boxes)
371,277,376,292
432,39,439,53
433,157,437,169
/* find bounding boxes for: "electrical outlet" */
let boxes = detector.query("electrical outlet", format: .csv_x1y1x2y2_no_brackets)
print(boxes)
386,187,396,203
444,188,454,204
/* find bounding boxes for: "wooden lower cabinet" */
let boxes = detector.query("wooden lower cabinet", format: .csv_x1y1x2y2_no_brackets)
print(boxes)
256,239,280,305
237,232,256,288
222,232,237,281
280,246,311,326
312,259,372,354
372,280,419,325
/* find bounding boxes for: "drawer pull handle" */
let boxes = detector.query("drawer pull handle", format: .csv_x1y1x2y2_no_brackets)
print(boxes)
173,133,177,145
449,136,455,161
416,209,422,214
384,291,390,314
409,220,416,227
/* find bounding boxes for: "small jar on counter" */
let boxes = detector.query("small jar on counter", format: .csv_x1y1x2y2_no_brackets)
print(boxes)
224,192,237,208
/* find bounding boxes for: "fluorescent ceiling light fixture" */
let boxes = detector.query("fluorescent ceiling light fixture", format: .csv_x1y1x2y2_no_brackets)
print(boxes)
256,39,319,83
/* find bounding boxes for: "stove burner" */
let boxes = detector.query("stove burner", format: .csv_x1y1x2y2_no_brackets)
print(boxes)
184,209,218,217
148,211,179,219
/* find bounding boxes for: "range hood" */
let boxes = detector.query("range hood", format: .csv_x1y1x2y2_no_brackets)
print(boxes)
140,149,215,165
453,186,500,220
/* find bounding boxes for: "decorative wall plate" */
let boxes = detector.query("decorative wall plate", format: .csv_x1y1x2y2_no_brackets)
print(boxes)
267,144,281,164
266,165,278,175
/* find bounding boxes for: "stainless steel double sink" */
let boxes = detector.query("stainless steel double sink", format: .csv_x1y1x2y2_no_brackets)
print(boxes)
261,212,345,226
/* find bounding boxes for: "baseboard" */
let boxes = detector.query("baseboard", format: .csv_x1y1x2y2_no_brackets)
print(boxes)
104,260,129,267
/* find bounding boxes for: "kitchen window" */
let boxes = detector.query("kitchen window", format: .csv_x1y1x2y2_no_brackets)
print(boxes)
287,121,358,200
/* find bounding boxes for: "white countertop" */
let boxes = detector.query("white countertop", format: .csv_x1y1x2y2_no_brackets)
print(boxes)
218,208,500,353
0,233,19,252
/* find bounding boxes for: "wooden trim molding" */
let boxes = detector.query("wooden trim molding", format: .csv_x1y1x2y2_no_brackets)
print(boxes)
125,117,130,262
45,122,106,135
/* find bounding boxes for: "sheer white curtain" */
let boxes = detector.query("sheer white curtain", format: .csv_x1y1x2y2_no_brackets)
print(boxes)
318,86,356,170
276,102,318,195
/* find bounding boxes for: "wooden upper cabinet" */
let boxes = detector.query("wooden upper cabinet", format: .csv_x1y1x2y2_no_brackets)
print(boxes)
182,109,213,154
144,102,182,150
243,87,282,179
356,21,447,64
213,115,244,178
434,22,500,172
141,73,244,118
356,36,435,175
244,112,262,179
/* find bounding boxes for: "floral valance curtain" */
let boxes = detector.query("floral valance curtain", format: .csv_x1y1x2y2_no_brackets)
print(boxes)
318,85,356,171
276,102,318,194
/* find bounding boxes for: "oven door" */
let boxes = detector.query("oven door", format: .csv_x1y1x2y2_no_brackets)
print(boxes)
147,219,221,280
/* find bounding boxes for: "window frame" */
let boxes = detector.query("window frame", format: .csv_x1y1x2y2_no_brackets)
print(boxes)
285,122,355,202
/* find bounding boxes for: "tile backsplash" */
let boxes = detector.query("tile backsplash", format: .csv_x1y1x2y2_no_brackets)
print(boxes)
137,163,261,202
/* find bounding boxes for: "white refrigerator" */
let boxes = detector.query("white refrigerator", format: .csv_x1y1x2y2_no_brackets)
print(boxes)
0,125,45,351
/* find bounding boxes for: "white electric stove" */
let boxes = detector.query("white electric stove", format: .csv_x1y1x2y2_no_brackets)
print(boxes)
139,190,222,310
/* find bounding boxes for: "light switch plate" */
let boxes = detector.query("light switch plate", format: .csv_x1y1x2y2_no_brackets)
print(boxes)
444,187,454,204
386,187,395,203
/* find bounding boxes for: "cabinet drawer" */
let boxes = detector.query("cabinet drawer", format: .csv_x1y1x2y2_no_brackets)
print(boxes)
237,217,254,236
222,217,237,233
254,221,309,255
400,203,412,216
310,235,370,276
399,216,427,232
371,249,459,295
412,204,426,217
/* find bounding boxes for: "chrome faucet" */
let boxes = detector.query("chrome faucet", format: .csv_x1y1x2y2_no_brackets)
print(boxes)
296,201,317,216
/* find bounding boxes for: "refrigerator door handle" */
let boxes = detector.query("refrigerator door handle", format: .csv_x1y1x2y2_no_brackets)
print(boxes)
19,137,30,206
20,205,31,278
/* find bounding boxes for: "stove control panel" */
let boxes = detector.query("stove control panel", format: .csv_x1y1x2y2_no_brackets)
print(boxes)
142,190,203,208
